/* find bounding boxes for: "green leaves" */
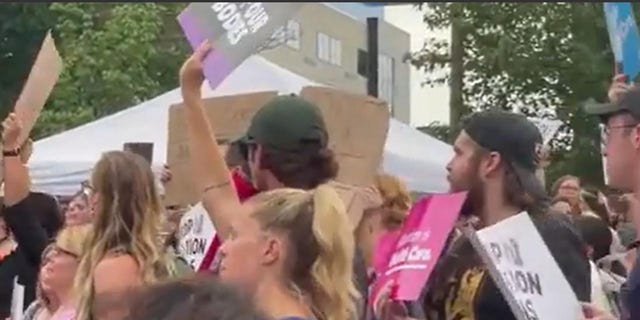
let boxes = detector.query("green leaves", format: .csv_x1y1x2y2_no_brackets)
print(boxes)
410,2,640,186
0,3,190,140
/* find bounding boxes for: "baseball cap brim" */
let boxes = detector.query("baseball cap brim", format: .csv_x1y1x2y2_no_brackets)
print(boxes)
231,135,251,161
584,99,625,117
512,162,548,202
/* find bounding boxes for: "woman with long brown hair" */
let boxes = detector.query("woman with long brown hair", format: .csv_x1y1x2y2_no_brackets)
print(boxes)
73,151,171,320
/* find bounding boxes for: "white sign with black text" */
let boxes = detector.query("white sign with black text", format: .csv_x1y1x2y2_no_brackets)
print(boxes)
467,212,582,320
176,203,217,270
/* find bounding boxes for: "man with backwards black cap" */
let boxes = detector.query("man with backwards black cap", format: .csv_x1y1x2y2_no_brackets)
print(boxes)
419,110,591,320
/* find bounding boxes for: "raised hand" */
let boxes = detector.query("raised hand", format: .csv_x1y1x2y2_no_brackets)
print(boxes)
179,41,212,99
608,73,633,104
2,113,23,151
579,302,616,320
160,164,173,185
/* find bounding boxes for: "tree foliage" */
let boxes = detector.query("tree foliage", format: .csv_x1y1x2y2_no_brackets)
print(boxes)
410,3,640,186
0,4,56,120
0,3,191,139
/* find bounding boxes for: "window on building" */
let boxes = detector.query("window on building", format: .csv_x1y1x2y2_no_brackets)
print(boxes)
317,32,341,66
317,32,330,62
357,49,368,77
286,20,300,50
329,37,342,66
378,53,395,108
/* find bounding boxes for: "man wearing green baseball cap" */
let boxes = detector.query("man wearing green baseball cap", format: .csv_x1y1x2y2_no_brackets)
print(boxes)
236,94,338,191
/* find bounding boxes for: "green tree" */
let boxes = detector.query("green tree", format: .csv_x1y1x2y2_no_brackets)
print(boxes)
410,3,639,187
31,3,189,139
0,4,56,120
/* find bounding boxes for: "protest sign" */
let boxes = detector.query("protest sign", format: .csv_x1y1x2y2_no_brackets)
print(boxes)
166,87,390,206
301,87,389,188
603,2,640,82
529,118,562,147
123,142,154,164
178,2,306,89
176,203,217,271
166,91,278,205
467,212,582,320
529,117,561,185
13,31,63,146
369,192,467,307
10,276,24,320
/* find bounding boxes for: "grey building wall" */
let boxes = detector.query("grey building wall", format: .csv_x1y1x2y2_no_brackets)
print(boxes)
258,3,411,124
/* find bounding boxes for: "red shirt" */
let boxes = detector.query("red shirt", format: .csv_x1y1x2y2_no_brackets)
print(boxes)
198,169,257,272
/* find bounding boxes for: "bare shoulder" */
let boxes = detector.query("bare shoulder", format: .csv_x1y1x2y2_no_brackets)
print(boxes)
94,254,142,294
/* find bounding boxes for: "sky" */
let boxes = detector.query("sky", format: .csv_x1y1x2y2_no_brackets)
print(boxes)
383,5,451,127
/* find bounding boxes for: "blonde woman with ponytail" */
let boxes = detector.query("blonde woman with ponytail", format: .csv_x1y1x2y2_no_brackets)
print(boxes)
217,185,359,320
73,151,171,320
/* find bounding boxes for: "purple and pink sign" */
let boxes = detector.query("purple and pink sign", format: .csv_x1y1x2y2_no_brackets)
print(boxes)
178,2,305,89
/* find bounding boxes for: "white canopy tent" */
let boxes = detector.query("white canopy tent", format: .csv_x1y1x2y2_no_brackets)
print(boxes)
30,55,452,195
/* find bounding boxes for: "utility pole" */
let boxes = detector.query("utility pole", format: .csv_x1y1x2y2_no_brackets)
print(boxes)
367,17,379,99
448,3,465,141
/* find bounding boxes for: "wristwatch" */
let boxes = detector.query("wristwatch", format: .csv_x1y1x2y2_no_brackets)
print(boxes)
2,147,20,157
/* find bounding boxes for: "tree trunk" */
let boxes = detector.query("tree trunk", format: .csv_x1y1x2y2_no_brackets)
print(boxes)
448,4,465,141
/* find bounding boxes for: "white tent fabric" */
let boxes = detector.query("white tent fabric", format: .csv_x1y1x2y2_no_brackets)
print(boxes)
30,55,451,195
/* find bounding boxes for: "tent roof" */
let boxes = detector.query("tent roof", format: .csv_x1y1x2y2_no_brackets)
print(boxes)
30,55,452,195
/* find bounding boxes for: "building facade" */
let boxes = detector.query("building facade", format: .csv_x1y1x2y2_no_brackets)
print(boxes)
257,3,412,124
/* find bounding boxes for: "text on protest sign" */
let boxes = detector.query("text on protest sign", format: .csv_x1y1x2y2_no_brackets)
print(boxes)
177,2,306,89
177,203,217,271
369,192,467,307
604,2,640,81
467,212,581,320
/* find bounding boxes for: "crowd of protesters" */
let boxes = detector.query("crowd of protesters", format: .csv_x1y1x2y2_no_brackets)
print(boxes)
0,40,639,320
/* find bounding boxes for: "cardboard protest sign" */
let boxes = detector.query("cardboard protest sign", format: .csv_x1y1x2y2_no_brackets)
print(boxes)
166,91,278,205
301,87,389,188
369,192,467,307
166,87,390,206
13,31,63,145
10,276,24,320
176,203,217,270
178,2,306,89
467,212,582,320
604,2,640,81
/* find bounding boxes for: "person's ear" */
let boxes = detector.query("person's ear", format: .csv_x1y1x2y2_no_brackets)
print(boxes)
261,235,283,266
632,124,640,149
481,151,502,178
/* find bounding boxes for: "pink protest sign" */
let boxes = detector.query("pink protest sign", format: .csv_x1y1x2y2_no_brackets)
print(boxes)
369,192,467,306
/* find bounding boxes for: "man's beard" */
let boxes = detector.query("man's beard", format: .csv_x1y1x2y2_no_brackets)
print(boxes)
459,174,485,218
